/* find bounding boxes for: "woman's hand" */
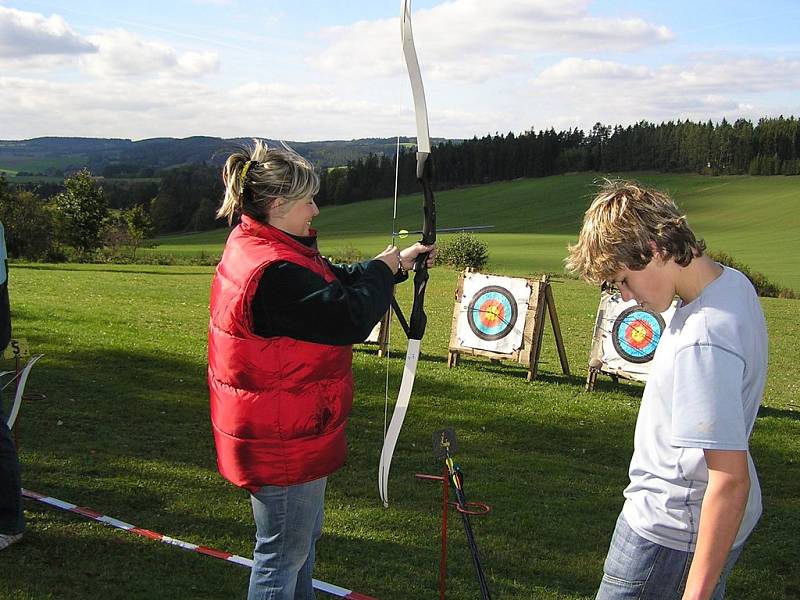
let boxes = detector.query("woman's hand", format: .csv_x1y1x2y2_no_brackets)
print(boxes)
375,242,436,275
399,242,436,273
375,244,403,273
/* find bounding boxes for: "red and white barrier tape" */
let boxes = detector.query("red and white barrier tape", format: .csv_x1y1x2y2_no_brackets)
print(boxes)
22,488,376,600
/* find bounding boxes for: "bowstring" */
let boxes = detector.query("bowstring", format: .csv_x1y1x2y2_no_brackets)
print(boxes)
383,134,402,446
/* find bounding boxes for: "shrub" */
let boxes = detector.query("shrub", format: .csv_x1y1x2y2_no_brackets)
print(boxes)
0,188,56,260
437,232,489,271
52,169,108,255
326,244,364,264
706,250,797,299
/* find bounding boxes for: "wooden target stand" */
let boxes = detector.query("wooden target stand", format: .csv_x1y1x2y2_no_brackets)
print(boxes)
584,293,677,392
447,272,570,381
363,306,392,357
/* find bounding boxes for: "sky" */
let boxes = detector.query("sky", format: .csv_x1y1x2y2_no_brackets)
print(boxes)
1,0,799,142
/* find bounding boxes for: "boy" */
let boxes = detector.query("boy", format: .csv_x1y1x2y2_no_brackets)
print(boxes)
566,180,767,599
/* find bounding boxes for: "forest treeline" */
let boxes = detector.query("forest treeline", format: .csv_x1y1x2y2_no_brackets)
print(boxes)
2,116,798,246
317,116,800,206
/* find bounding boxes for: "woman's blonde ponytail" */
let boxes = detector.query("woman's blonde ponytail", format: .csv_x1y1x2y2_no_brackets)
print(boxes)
217,140,319,225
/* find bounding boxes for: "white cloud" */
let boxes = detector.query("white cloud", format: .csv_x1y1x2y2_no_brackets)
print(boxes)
663,57,800,94
0,74,217,139
0,2,797,141
539,58,651,80
0,8,217,79
537,56,800,95
175,51,219,77
80,29,219,79
0,6,95,59
312,17,398,79
310,0,674,84
0,75,411,141
528,56,800,130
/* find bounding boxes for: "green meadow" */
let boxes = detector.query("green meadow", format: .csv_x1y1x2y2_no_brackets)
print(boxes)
2,173,798,599
149,172,800,291
0,154,89,178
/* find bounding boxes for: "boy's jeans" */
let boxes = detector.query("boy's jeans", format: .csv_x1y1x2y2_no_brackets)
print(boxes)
596,513,743,600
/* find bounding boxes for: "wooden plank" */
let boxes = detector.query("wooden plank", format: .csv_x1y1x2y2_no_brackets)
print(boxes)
585,369,598,392
518,278,539,369
446,270,468,366
376,308,391,357
527,275,549,380
545,283,570,376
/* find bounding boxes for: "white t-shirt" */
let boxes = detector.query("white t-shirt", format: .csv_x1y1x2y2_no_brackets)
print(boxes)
622,266,768,552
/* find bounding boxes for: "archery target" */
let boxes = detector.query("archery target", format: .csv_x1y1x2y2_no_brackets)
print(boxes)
457,273,529,354
589,293,677,381
467,285,518,341
611,306,665,363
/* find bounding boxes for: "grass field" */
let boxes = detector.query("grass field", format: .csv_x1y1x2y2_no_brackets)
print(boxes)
1,256,798,598
0,154,89,177
148,173,800,291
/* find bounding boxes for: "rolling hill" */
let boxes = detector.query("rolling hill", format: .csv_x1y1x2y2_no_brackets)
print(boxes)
150,172,799,290
0,136,430,177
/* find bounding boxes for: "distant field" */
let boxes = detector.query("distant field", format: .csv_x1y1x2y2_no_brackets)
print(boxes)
2,174,65,184
150,173,799,290
1,172,161,185
0,153,88,173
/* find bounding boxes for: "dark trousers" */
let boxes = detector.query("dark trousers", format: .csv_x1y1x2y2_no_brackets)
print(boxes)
0,400,24,535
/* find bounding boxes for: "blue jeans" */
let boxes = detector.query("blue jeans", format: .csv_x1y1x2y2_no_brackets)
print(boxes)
596,514,743,600
248,477,327,600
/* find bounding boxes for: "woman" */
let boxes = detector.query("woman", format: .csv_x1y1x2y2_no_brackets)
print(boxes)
208,140,433,600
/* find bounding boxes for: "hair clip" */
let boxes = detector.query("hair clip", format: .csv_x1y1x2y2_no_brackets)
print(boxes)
239,160,256,188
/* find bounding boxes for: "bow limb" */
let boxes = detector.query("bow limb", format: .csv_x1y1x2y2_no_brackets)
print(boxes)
377,339,420,507
378,0,437,507
401,0,435,288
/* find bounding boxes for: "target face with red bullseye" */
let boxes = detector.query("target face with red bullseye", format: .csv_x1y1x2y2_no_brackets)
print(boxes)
466,285,518,341
611,306,666,364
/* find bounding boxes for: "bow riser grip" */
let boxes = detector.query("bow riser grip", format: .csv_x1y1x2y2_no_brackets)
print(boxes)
408,270,429,340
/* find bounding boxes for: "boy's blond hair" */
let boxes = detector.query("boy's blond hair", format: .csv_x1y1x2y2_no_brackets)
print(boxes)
565,179,705,286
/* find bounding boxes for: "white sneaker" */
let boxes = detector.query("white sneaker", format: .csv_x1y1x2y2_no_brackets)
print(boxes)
0,533,22,550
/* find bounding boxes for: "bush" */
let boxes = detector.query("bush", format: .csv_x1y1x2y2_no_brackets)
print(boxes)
326,244,364,264
706,250,797,299
0,188,56,260
437,232,489,271
53,169,108,255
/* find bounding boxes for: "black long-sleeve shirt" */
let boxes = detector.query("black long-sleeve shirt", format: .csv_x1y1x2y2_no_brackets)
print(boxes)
252,234,404,346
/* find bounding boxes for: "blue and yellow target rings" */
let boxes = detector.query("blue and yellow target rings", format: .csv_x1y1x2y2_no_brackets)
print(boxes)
611,306,665,364
466,285,517,341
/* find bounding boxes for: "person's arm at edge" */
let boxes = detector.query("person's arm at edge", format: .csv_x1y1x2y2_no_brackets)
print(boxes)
682,449,750,600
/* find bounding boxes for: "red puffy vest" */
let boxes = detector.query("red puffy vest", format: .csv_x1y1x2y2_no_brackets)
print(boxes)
208,216,353,491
